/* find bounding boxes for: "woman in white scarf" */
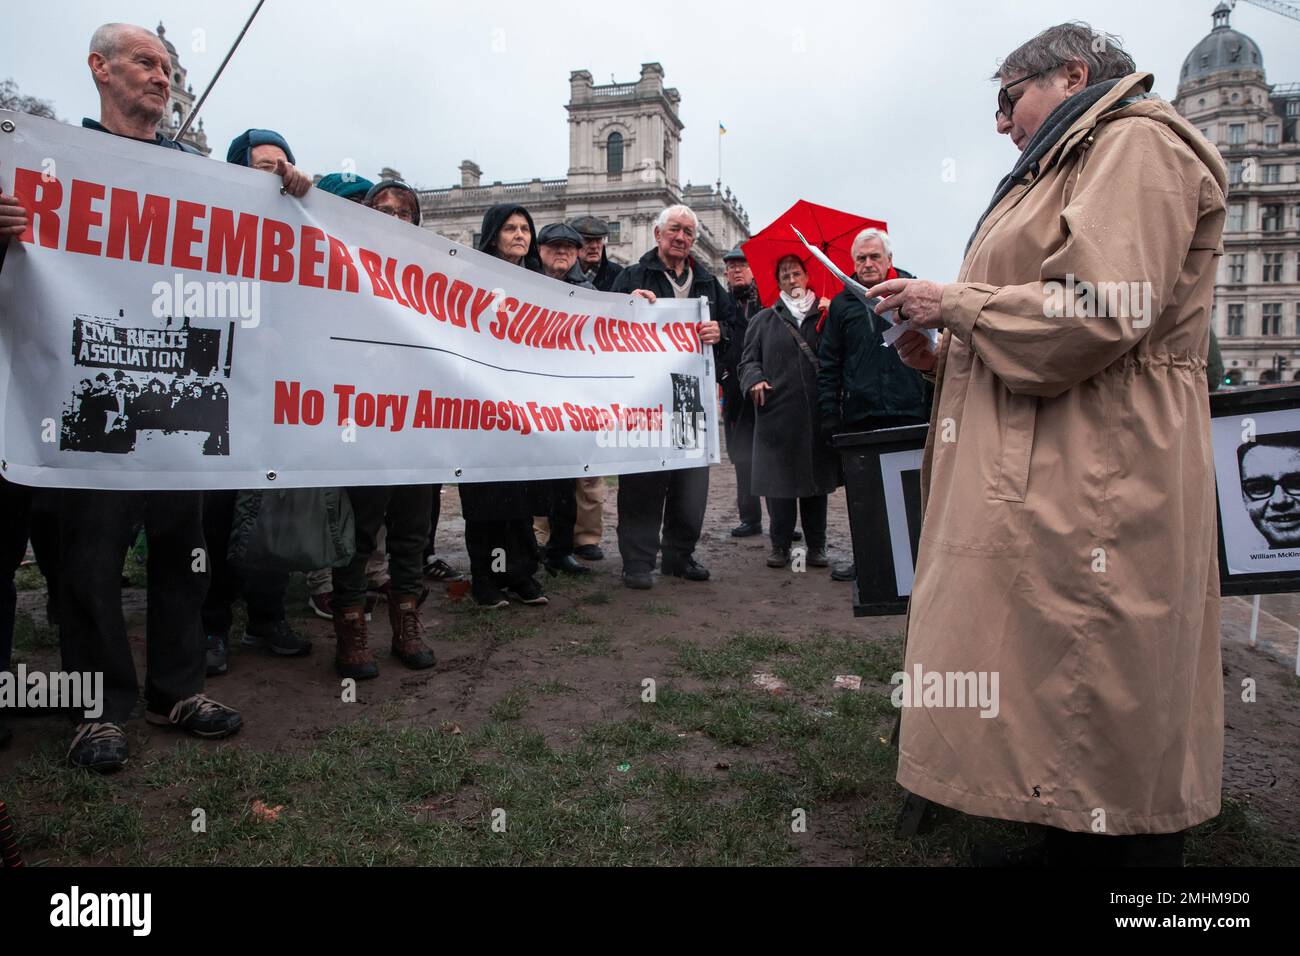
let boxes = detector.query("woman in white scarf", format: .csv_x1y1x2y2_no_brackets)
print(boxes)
737,256,839,568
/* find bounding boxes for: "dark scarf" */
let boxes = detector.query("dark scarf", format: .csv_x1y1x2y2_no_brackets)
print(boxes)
965,78,1122,254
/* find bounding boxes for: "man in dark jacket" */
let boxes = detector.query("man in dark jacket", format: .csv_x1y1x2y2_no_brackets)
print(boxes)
720,247,766,537
536,223,594,576
0,23,316,770
611,205,733,589
817,228,932,581
571,215,624,292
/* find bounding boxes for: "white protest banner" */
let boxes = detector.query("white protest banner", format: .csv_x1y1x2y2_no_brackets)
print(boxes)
0,111,719,490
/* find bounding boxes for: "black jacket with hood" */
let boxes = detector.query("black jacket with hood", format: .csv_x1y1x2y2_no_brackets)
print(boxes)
460,204,550,521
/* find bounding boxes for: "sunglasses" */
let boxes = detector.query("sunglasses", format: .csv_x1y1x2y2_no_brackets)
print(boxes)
995,70,1046,122
1243,474,1300,501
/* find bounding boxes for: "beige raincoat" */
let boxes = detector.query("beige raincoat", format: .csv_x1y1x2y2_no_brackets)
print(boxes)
896,74,1227,834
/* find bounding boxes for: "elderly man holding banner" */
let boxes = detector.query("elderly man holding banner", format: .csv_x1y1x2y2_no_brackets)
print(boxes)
611,205,732,589
872,22,1226,866
0,22,312,770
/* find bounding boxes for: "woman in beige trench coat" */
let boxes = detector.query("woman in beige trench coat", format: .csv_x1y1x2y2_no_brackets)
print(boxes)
870,22,1227,866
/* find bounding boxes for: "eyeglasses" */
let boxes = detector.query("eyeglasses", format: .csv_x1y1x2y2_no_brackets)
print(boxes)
1242,474,1300,501
995,70,1046,122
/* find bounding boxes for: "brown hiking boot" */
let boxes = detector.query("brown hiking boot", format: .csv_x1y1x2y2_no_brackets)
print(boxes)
333,605,379,680
388,592,436,670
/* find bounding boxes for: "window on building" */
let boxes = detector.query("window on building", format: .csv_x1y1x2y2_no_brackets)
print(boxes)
1296,251,1300,282
1229,254,1246,283
607,132,624,175
1227,205,1244,232
606,221,620,244
1289,99,1300,116
1296,302,1300,337
1262,164,1281,184
171,107,182,129
1262,204,1283,232
1263,303,1283,336
1228,304,1245,336
1228,161,1243,185
1264,252,1284,282
1229,124,1245,145
1265,125,1280,146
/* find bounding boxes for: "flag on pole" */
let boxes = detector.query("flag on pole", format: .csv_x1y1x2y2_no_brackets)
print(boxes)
718,122,727,135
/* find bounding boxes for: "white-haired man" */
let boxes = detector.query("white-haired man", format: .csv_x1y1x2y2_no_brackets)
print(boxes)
0,23,314,770
816,228,932,582
610,205,734,588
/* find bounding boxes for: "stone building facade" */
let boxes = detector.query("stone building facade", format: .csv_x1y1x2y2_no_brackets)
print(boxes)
153,23,211,156
415,63,751,274
1174,3,1300,384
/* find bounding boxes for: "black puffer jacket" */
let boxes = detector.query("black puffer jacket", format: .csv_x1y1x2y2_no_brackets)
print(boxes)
816,268,932,428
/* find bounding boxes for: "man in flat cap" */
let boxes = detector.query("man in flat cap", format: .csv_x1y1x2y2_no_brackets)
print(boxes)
535,223,596,575
570,216,624,293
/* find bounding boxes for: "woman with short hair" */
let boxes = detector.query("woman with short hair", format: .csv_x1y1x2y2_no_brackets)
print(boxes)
738,255,838,569
873,22,1227,866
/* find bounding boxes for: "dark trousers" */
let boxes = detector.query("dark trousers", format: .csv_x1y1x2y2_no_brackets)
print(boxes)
422,483,443,561
335,484,432,608
1,479,61,671
767,495,828,550
57,489,208,723
546,479,577,560
616,467,709,573
201,490,287,637
464,518,538,594
726,417,761,526
0,478,29,673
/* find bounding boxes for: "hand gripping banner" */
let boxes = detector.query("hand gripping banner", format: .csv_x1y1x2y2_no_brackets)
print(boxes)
0,112,719,490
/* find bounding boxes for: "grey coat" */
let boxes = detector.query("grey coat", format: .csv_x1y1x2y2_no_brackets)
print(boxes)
738,300,839,499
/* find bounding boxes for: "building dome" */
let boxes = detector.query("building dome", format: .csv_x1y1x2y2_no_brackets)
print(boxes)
155,22,178,58
1181,3,1264,84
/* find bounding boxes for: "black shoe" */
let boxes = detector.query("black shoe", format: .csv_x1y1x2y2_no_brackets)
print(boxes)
661,556,710,581
507,577,549,605
767,546,790,568
573,544,605,561
243,619,312,657
792,530,803,543
423,556,464,581
67,722,128,772
807,546,829,568
622,570,654,590
730,522,762,538
146,694,242,739
545,553,592,576
831,562,856,582
0,721,12,749
205,633,229,677
971,839,1048,867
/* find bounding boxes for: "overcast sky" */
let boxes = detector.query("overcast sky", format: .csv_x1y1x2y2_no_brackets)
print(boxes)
4,0,1299,279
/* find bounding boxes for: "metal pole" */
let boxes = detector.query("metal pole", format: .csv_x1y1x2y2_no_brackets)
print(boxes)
1249,593,1261,647
174,0,267,143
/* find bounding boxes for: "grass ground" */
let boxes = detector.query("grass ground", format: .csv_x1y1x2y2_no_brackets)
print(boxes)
5,561,1293,865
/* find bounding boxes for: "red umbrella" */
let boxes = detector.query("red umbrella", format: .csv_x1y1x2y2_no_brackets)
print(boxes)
741,200,887,308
